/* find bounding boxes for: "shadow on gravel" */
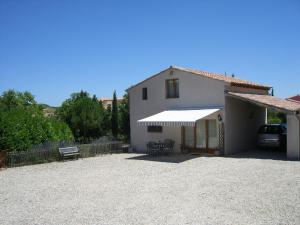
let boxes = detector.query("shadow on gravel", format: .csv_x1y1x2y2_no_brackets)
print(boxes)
226,149,288,161
127,149,290,163
126,154,200,163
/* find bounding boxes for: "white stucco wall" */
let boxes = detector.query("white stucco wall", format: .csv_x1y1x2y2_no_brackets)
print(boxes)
128,69,225,152
287,115,300,160
224,96,266,155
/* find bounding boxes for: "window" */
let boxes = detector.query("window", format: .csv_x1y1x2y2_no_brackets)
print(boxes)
184,126,194,148
208,120,218,148
166,79,179,98
147,126,162,133
142,87,147,100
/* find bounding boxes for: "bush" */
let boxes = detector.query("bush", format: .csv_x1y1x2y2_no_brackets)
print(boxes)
0,90,74,152
45,118,74,142
0,108,73,152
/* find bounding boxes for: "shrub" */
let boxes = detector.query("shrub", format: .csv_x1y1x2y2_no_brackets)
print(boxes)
0,90,74,152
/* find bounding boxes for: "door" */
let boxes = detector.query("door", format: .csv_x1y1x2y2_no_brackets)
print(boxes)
208,120,218,149
183,119,218,150
184,126,194,148
196,120,206,148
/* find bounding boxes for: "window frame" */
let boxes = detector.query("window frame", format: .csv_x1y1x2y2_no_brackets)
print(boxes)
147,126,163,133
142,87,148,100
165,78,179,99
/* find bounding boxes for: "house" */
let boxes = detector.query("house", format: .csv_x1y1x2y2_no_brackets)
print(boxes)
127,66,300,160
42,107,55,117
99,98,123,109
287,94,300,104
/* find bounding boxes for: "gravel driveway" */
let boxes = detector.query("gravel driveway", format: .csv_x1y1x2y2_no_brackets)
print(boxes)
1,153,300,225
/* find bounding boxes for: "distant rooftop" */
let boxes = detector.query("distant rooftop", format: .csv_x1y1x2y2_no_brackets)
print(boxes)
99,98,123,102
287,94,300,103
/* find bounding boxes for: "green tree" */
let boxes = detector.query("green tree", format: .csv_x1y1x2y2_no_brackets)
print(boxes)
267,111,286,124
0,89,37,111
44,117,74,142
119,93,130,141
111,91,118,138
57,91,106,142
102,103,111,135
0,90,73,151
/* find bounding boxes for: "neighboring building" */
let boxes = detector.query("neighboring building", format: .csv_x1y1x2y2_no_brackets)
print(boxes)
42,107,55,117
99,98,123,109
287,94,300,104
127,66,300,160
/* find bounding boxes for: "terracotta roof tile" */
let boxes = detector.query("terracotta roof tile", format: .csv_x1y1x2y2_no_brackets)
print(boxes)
228,92,300,113
172,66,271,89
287,95,300,103
127,66,271,91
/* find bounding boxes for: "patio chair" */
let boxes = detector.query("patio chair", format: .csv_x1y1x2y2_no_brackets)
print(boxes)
164,139,175,155
147,142,160,156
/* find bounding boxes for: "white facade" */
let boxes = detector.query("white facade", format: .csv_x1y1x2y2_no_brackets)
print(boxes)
128,67,269,154
287,115,300,159
128,66,299,160
129,68,225,152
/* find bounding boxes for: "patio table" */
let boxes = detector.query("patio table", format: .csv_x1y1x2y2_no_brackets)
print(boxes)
147,141,172,156
154,142,167,155
154,142,166,149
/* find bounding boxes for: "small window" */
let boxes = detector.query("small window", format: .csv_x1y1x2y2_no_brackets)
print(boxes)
142,87,147,100
147,126,162,133
166,79,179,98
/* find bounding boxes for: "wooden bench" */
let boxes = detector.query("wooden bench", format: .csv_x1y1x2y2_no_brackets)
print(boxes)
59,146,79,160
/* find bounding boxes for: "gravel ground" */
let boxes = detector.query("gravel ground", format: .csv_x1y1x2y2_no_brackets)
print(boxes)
1,153,300,225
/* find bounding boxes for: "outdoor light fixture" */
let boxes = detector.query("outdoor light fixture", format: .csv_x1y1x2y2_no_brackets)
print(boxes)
218,114,222,122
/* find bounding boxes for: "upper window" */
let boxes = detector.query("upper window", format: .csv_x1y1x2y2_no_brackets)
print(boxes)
142,87,147,100
166,79,179,98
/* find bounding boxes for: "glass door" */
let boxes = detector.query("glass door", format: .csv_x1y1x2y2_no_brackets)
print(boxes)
208,120,218,149
196,120,206,148
183,119,218,149
184,126,194,148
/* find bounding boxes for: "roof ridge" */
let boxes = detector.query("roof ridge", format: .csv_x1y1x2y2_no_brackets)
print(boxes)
171,65,271,89
127,65,271,91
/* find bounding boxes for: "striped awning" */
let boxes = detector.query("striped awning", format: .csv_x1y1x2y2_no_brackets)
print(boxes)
137,108,221,127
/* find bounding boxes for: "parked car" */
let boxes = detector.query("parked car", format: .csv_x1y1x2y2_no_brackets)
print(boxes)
257,124,287,149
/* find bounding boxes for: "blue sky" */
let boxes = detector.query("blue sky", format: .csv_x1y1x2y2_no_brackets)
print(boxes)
0,0,299,106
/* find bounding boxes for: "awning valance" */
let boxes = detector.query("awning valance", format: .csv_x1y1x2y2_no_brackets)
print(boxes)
137,108,221,127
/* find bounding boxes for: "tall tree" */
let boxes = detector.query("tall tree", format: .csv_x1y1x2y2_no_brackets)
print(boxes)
102,103,111,135
57,91,105,142
111,91,118,138
119,93,130,141
0,89,36,111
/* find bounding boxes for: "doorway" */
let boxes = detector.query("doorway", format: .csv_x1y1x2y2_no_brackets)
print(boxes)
182,119,218,153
